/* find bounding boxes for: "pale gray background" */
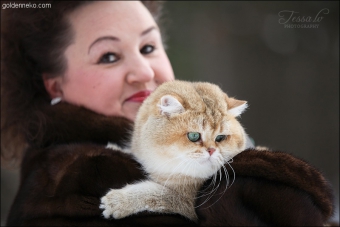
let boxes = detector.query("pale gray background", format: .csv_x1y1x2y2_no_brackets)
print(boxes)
1,1,339,225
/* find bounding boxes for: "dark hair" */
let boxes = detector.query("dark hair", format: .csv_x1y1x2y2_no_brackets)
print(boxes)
1,1,165,167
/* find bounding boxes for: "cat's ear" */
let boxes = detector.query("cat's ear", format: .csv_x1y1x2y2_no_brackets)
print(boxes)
227,97,248,117
158,95,185,116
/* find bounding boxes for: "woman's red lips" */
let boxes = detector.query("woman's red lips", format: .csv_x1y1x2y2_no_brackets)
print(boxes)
126,90,152,103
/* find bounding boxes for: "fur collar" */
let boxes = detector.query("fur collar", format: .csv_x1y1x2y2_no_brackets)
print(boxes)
231,148,334,221
26,102,133,148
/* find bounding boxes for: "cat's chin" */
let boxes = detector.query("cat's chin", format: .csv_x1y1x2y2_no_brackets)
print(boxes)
146,162,219,180
180,162,221,179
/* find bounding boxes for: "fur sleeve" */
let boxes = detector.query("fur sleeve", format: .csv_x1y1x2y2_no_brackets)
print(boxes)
7,144,196,226
196,148,334,226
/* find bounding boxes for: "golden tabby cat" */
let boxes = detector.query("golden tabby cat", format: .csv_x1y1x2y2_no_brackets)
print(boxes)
100,80,248,221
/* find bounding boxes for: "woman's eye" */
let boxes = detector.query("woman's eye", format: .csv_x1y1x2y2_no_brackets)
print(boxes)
141,45,155,54
98,53,118,64
215,135,227,142
187,132,201,142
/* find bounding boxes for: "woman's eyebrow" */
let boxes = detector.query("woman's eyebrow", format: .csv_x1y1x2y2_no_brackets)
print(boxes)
88,36,119,54
141,26,157,37
88,26,158,54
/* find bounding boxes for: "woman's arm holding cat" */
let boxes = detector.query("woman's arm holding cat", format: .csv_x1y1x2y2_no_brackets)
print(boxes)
7,144,143,225
7,144,196,226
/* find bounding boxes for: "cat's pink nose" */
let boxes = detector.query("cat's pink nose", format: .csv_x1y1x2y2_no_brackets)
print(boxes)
207,148,216,156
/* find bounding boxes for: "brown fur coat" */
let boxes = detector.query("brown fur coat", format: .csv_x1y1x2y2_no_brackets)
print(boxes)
6,103,334,226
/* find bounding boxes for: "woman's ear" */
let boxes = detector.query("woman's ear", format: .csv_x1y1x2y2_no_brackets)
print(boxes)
42,73,63,98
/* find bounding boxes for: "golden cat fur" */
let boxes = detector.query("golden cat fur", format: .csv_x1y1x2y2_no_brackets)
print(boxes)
100,80,248,221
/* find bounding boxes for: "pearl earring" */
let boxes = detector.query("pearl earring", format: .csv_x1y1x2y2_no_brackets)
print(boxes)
51,97,62,105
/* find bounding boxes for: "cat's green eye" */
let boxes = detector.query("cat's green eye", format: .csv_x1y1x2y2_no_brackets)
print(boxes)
187,132,201,142
215,135,227,142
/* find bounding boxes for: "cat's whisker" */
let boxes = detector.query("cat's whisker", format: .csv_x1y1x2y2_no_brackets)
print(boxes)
195,160,219,192
160,158,188,197
197,163,231,209
222,164,230,192
194,180,219,208
195,169,218,199
195,158,222,198
204,168,229,209
219,159,230,189
196,173,216,197
226,158,236,187
211,159,234,199
178,159,218,201
151,157,187,201
193,153,232,209
195,168,223,208
199,174,219,198
195,155,237,209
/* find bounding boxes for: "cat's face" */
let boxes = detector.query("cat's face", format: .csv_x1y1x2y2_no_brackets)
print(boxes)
132,81,247,179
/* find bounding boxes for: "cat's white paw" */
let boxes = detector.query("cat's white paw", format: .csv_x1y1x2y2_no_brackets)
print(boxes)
100,189,132,219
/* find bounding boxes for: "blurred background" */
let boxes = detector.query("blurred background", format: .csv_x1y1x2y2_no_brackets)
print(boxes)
164,1,339,223
1,1,339,225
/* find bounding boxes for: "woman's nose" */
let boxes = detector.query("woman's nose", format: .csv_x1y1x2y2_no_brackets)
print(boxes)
125,54,154,84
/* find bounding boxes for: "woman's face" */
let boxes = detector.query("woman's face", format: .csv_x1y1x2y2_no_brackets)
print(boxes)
46,1,174,121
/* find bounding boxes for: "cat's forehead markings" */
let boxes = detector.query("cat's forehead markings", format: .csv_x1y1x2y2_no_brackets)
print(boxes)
202,119,206,130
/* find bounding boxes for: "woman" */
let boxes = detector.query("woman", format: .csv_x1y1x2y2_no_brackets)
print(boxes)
1,1,335,226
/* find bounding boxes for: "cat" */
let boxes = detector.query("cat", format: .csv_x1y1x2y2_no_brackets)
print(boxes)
100,80,248,221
